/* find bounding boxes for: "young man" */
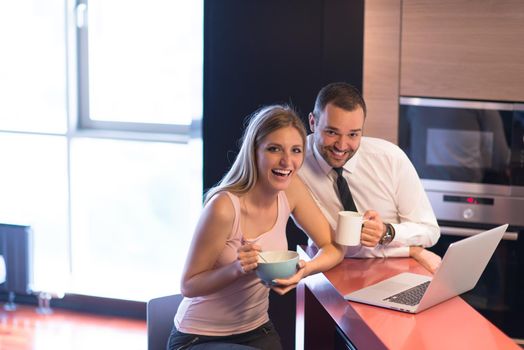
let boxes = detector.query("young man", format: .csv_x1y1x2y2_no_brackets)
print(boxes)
299,82,441,272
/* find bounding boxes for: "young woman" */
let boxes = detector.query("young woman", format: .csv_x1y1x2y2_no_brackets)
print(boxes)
168,105,344,350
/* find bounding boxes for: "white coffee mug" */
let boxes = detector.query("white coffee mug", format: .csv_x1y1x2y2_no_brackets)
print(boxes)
336,211,366,246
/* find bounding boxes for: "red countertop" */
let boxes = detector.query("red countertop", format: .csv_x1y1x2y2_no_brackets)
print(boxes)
297,245,519,350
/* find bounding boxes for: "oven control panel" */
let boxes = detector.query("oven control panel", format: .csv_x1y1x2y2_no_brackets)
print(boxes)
427,191,524,227
443,195,494,205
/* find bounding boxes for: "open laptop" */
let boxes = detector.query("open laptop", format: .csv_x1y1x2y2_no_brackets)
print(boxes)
344,224,508,313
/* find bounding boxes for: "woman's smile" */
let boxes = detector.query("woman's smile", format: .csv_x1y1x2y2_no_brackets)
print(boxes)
256,126,304,191
271,168,292,177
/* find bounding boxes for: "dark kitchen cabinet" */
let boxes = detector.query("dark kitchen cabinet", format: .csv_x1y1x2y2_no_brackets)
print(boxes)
203,1,364,348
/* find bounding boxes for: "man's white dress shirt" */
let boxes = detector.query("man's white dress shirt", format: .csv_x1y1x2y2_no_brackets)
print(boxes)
299,135,440,258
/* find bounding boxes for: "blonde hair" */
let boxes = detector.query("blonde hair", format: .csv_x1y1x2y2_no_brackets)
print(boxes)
204,104,306,205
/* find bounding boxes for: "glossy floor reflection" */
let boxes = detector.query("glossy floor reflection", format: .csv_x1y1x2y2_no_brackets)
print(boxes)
0,304,146,350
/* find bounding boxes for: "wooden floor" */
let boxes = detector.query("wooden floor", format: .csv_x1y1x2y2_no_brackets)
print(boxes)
0,304,146,350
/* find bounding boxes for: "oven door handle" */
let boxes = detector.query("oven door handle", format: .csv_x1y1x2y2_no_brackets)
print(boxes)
440,226,518,241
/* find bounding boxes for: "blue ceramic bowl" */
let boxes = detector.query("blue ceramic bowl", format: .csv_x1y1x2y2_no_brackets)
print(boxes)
256,250,299,284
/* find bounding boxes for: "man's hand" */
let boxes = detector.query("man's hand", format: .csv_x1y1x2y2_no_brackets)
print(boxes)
410,246,441,273
361,210,386,247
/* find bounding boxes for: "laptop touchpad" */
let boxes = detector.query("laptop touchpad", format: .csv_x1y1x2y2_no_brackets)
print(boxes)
376,280,412,294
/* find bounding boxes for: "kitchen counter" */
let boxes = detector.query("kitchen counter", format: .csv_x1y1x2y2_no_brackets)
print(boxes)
296,245,519,349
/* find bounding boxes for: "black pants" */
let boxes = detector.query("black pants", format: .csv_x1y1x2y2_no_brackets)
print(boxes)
167,321,283,350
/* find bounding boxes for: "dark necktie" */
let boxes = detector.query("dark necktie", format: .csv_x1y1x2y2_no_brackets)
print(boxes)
334,167,357,212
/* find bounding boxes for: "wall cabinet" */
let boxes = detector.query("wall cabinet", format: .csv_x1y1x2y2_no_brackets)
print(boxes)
363,0,524,144
400,0,524,102
363,0,401,144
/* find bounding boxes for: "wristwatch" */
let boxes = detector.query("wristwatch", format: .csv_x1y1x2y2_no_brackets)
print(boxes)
379,223,395,246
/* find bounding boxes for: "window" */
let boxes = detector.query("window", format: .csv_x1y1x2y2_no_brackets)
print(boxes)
0,133,69,293
0,1,67,134
69,137,202,300
0,0,203,302
76,0,202,135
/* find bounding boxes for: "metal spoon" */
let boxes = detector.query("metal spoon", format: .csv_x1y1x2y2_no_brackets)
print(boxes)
258,252,269,263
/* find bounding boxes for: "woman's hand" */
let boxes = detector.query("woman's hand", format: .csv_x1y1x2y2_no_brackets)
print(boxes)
410,246,441,273
268,260,307,295
236,243,261,274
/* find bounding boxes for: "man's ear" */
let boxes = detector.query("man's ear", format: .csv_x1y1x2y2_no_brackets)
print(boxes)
308,113,316,132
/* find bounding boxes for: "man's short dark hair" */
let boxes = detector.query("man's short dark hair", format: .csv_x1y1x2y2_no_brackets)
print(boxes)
312,82,367,121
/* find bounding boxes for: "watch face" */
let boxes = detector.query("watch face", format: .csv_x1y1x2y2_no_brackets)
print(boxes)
381,225,393,245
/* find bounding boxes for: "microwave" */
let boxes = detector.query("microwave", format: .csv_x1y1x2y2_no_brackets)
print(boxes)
398,97,524,228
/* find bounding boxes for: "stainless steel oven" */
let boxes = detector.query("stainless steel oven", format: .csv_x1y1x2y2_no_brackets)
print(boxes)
399,97,524,343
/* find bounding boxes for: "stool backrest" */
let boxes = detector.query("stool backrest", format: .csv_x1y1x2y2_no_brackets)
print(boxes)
147,294,183,350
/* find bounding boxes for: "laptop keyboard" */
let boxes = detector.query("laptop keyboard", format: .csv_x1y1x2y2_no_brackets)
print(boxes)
383,281,431,306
